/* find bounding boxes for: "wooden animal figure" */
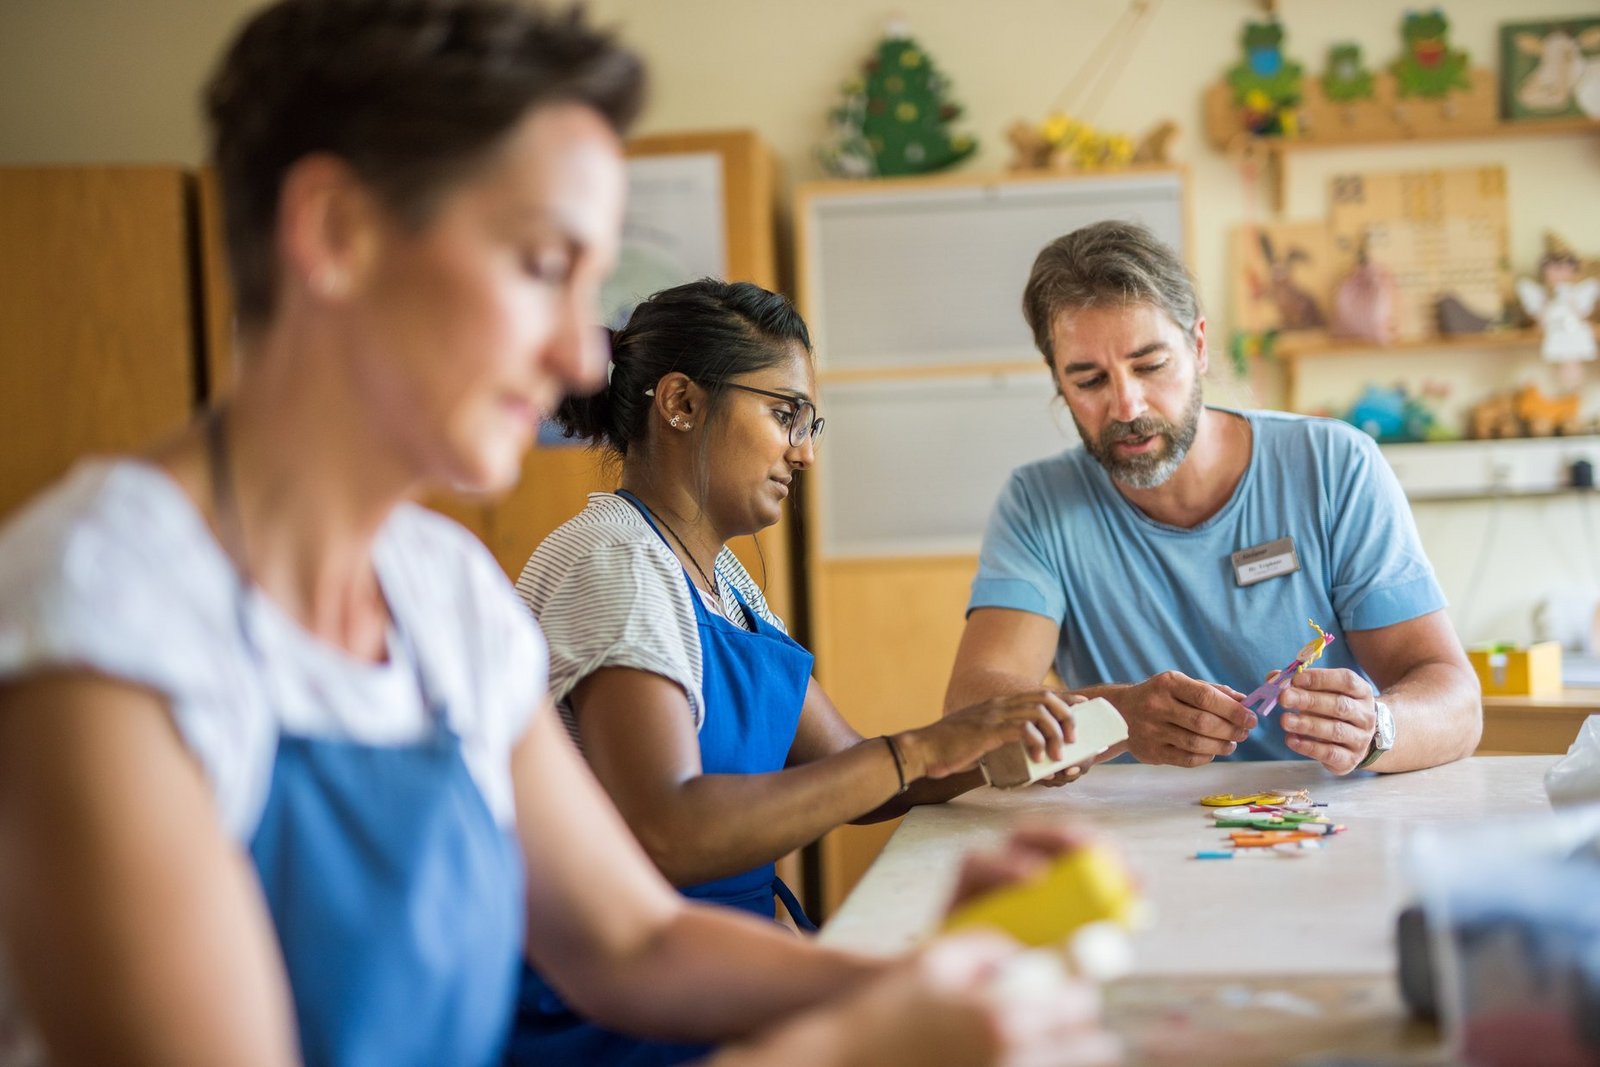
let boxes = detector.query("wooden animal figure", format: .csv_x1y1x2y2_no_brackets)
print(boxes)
1515,26,1600,118
1255,231,1326,330
1131,120,1178,164
1227,20,1305,135
1514,384,1583,437
1392,9,1470,99
1322,43,1376,103
1006,120,1052,170
1333,256,1394,343
1469,391,1520,440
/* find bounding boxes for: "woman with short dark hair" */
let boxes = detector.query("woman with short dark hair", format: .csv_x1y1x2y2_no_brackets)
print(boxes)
0,2,1113,1066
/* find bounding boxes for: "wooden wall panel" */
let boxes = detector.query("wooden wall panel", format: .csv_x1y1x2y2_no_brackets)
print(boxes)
0,167,198,519
812,554,978,911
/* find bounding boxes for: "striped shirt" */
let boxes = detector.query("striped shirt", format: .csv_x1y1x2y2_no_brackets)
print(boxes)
516,493,785,745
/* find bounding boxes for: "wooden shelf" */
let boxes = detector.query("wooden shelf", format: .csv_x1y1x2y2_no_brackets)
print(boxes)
1267,114,1600,154
1277,328,1543,360
1205,72,1599,211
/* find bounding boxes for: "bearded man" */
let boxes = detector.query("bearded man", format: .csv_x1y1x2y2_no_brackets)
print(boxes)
945,220,1480,773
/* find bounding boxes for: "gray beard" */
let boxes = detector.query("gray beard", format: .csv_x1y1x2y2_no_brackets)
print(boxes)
1075,380,1203,490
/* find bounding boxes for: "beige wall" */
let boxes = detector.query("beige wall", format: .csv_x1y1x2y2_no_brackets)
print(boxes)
4,0,1600,643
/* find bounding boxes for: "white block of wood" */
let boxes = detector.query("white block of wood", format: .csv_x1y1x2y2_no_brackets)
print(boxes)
979,697,1129,789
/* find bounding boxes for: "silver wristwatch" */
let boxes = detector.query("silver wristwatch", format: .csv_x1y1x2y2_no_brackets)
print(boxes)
1357,699,1394,770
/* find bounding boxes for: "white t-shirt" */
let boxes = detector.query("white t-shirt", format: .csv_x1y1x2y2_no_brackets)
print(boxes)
516,493,786,746
0,459,547,1065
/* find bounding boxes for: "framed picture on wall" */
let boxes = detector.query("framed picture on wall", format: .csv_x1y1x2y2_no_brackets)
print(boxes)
1498,17,1600,121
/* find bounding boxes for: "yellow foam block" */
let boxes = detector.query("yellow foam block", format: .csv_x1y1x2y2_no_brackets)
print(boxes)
1468,641,1562,697
940,845,1140,948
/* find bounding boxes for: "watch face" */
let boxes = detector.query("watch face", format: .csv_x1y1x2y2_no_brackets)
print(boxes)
1375,701,1396,749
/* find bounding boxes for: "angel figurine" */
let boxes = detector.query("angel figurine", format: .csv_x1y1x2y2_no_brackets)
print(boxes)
1517,233,1599,375
1240,620,1337,717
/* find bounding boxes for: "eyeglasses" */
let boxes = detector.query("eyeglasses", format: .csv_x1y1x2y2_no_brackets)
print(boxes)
722,383,826,449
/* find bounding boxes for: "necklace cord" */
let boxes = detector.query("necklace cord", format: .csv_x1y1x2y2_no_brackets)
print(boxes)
641,503,721,600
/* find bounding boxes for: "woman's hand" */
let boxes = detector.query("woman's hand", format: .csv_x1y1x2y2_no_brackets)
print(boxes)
946,823,1090,912
899,690,1083,781
822,933,1119,1067
714,930,1119,1067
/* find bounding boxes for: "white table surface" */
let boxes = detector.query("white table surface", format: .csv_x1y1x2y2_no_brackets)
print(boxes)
821,756,1558,980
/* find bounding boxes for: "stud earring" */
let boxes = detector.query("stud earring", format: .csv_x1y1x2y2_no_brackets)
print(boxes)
314,265,349,298
670,415,683,429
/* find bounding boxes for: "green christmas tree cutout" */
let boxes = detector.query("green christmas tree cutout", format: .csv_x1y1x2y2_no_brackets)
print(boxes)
1392,9,1469,98
818,22,976,178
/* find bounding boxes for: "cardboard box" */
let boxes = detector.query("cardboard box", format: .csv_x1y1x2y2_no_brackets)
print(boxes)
1469,641,1563,697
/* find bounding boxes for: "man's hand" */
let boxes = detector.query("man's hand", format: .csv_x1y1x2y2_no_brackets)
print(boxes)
1276,667,1377,775
1115,672,1256,767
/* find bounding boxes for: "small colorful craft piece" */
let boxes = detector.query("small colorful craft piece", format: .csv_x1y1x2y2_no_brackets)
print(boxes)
1200,791,1286,807
1239,620,1336,717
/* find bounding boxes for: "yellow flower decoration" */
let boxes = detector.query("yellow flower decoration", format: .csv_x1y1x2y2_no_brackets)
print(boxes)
896,101,918,122
900,48,923,68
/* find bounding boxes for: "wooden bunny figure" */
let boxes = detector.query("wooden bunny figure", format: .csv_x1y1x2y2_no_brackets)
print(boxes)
1259,231,1326,331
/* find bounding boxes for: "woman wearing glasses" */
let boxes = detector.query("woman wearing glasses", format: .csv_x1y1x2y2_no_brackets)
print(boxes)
511,279,1084,1065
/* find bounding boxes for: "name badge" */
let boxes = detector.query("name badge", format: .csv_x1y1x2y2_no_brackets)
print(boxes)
1231,536,1300,587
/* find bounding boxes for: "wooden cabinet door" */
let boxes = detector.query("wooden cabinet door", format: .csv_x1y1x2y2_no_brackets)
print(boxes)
0,167,199,519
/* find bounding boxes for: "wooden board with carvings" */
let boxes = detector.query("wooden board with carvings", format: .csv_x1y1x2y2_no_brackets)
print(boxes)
1327,164,1509,342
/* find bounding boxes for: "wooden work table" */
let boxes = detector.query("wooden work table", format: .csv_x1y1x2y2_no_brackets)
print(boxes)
820,756,1559,1066
1479,688,1597,755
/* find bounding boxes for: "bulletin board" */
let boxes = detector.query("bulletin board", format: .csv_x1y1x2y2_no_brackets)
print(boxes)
802,170,1187,374
817,370,1076,557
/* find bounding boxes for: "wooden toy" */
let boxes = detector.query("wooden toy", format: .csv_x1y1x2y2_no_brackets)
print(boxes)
979,697,1128,789
1513,384,1583,437
1517,232,1600,367
942,844,1141,950
1239,620,1336,717
1469,390,1522,440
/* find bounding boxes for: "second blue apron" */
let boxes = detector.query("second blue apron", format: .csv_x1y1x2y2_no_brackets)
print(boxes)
505,490,815,1066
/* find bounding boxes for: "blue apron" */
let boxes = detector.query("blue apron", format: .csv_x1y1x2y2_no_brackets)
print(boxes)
505,490,815,1067
242,600,526,1067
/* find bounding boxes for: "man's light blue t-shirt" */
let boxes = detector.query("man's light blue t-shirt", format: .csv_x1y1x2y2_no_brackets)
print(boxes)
968,408,1446,761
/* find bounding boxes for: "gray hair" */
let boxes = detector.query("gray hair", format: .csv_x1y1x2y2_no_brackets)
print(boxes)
1021,220,1201,369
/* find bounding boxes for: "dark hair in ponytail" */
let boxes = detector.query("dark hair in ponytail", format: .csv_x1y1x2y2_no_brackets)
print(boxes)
556,278,812,456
